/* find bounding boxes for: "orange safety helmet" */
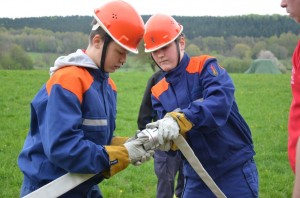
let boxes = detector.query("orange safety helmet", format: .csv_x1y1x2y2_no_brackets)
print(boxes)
93,0,145,54
143,14,183,53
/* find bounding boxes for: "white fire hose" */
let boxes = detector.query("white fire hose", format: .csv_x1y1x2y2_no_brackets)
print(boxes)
23,134,226,198
173,135,226,198
23,173,95,198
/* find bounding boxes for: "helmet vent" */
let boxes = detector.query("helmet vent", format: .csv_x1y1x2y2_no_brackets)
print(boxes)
112,13,118,19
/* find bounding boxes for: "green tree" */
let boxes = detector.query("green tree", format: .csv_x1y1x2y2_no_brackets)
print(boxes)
221,57,252,73
252,41,267,59
231,43,252,59
186,44,202,56
8,45,33,69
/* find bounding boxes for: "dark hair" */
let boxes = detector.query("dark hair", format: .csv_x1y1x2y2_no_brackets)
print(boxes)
90,18,113,70
89,19,107,43
175,33,185,42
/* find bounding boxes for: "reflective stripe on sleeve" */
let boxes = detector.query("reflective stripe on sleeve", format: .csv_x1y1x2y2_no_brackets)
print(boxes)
82,119,107,126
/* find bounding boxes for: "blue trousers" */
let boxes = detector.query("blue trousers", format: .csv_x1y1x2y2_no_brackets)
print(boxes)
182,159,259,198
154,150,184,198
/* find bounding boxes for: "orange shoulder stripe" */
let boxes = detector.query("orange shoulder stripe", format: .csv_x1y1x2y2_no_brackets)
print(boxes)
186,55,215,73
46,66,94,104
108,78,117,92
151,77,169,100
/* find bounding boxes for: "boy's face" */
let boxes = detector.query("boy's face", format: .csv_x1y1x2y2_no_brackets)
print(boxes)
151,37,185,72
103,41,127,73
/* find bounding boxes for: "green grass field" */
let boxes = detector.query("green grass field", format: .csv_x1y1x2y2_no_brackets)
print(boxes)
0,70,294,197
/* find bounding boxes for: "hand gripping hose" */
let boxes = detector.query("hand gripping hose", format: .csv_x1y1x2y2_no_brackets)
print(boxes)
23,135,226,198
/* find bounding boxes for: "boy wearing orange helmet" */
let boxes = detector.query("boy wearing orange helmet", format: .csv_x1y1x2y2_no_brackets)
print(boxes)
144,14,259,197
281,0,300,197
18,1,152,197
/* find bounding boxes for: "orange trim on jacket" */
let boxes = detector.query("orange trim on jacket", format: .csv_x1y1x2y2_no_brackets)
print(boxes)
152,55,213,100
151,77,169,100
108,78,117,92
46,66,94,104
186,55,214,73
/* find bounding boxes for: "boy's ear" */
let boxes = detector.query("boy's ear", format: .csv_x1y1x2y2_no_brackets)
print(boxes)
179,37,185,50
93,34,103,49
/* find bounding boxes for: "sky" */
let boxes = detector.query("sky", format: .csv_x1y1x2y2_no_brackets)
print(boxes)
0,0,287,19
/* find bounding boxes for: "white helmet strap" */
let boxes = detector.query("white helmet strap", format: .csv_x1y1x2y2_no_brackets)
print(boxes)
92,23,100,31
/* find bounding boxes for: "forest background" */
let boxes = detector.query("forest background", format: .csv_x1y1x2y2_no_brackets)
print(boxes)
0,14,299,73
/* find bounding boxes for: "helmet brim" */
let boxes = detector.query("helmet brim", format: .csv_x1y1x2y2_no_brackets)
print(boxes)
144,25,183,53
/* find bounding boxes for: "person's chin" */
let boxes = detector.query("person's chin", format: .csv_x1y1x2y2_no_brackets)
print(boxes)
160,66,171,72
161,64,175,72
111,66,121,72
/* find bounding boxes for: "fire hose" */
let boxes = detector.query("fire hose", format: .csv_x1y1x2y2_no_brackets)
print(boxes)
23,128,226,198
173,135,226,198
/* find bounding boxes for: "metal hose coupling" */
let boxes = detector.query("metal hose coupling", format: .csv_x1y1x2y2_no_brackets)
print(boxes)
138,128,160,151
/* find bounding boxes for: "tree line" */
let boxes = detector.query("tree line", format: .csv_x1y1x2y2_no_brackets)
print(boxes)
0,15,299,72
1,15,299,38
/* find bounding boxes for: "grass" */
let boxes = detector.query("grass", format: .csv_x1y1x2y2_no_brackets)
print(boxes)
0,70,294,197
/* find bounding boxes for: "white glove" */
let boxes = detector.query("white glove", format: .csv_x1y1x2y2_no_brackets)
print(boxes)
125,130,142,143
157,141,171,151
135,130,155,165
146,115,180,145
133,150,155,166
124,134,154,165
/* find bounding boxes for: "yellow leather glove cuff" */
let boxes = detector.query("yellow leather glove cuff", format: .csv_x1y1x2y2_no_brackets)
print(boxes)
102,145,130,178
170,141,179,151
167,112,193,138
111,136,129,146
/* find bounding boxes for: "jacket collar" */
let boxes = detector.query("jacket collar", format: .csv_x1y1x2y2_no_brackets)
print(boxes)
164,53,190,84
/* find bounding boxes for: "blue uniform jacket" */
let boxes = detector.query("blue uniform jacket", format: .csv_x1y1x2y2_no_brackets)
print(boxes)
18,52,117,195
151,53,255,179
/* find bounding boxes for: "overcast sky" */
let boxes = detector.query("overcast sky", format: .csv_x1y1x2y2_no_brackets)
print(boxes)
0,0,287,18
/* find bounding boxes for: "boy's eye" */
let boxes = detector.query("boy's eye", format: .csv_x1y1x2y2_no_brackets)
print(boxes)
161,46,168,50
118,50,127,55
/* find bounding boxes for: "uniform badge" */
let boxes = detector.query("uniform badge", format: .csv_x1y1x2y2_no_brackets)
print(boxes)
208,64,219,77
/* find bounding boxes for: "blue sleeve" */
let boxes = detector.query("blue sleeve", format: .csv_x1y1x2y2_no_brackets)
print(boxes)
41,84,110,173
182,60,235,129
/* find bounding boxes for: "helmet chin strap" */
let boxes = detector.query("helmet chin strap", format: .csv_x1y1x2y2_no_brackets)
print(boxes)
100,34,112,72
150,54,161,71
175,39,181,67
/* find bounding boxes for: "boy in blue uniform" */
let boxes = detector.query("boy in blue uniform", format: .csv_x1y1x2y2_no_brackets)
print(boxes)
18,1,153,197
144,14,259,197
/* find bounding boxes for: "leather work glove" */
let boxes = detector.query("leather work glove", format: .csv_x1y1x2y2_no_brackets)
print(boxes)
111,136,129,146
155,141,171,151
125,130,143,143
103,134,153,178
156,139,180,151
170,141,179,151
123,135,152,164
146,116,180,145
146,112,193,144
126,130,155,166
165,112,193,139
133,149,155,166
